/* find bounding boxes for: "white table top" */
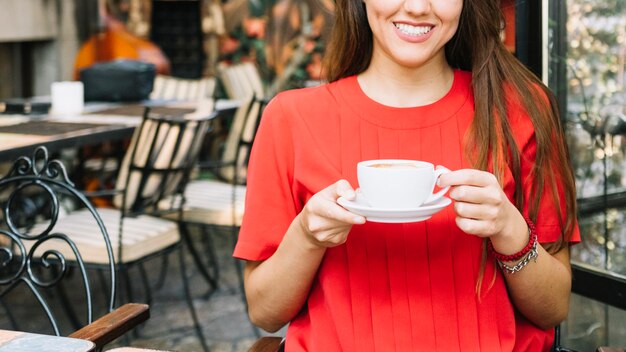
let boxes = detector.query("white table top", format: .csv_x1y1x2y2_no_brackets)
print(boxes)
0,329,94,352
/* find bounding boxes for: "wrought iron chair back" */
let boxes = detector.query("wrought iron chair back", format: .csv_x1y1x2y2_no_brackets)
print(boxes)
0,146,115,336
8,107,215,350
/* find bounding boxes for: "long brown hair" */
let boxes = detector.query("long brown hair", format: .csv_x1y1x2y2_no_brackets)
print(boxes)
323,0,577,289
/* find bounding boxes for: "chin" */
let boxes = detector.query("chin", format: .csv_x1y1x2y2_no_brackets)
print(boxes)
394,57,431,69
386,50,435,69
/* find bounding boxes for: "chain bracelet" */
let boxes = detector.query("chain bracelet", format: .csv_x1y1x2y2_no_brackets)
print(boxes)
497,240,539,274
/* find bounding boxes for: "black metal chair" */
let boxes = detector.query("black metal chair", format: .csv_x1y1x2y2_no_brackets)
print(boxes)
0,146,149,351
553,325,581,352
27,107,216,352
162,63,266,300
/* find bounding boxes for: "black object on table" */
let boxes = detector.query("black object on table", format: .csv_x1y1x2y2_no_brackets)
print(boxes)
1,98,51,115
0,121,111,136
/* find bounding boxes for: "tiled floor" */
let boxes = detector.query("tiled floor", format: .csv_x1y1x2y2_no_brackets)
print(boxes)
104,228,279,352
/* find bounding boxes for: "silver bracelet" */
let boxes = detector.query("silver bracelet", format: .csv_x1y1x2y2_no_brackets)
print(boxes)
497,240,538,274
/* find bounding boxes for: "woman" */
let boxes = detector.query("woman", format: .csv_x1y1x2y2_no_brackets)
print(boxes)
234,0,580,351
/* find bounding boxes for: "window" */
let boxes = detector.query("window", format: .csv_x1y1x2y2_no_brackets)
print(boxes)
547,0,626,349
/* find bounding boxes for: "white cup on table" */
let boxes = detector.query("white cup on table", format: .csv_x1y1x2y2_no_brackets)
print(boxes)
50,81,84,116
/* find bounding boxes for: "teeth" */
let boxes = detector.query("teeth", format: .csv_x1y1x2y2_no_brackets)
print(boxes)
394,23,432,36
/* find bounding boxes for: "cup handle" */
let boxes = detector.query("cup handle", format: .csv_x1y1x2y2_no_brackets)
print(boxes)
423,166,451,205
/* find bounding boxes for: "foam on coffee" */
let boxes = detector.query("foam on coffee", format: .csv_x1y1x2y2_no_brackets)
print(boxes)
369,163,422,169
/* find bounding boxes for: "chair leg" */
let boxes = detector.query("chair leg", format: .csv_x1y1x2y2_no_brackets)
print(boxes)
138,262,154,306
178,243,210,352
199,225,220,295
154,253,170,290
119,265,135,305
179,222,218,293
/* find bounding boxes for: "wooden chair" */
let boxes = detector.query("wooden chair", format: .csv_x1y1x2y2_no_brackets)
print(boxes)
160,62,266,296
27,107,215,352
150,75,217,102
0,146,149,351
216,62,265,183
248,337,284,352
80,75,216,199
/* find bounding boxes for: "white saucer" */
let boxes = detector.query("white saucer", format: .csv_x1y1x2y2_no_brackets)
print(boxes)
337,194,452,223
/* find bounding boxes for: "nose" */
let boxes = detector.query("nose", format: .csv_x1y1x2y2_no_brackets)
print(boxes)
403,0,431,15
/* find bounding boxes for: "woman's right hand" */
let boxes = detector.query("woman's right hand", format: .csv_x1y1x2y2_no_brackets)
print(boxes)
297,179,365,249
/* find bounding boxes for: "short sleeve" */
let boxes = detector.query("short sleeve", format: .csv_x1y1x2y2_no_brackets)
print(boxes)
513,110,581,244
233,94,299,260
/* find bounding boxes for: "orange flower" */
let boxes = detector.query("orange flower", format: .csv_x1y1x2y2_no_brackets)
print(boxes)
220,36,240,54
306,53,324,80
244,18,266,38
304,40,316,54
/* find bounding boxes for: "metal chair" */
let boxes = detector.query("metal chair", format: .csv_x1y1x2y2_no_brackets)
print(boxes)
0,146,149,351
28,107,216,352
164,62,266,296
151,63,267,345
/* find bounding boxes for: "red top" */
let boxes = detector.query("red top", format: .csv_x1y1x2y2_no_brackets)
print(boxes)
234,70,580,352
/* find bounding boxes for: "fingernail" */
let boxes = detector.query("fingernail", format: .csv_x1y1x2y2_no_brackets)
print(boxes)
354,216,365,224
345,190,356,199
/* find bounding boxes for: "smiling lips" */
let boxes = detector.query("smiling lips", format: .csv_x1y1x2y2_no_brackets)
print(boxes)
394,23,433,37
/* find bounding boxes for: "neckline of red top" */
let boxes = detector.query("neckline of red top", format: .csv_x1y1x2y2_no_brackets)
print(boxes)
336,69,472,129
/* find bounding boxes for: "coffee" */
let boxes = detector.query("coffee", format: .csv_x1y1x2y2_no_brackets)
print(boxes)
369,163,422,169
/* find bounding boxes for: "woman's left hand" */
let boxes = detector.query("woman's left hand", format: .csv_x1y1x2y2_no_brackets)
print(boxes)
437,169,524,241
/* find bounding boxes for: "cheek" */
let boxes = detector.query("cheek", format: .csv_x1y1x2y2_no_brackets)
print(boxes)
446,19,461,39
364,5,390,39
435,0,463,24
438,9,462,40
364,0,397,21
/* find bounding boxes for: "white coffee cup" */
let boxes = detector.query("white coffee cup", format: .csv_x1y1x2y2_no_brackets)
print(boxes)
357,159,451,209
50,81,84,116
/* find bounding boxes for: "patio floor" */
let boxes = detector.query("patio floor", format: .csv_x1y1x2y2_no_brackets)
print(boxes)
104,228,281,352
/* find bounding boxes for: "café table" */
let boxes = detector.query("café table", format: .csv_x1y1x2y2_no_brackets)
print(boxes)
0,329,95,352
0,115,136,161
0,99,240,162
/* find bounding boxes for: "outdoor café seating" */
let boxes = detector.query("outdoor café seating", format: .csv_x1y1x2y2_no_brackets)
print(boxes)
150,75,217,102
24,107,215,352
0,146,149,350
158,62,266,297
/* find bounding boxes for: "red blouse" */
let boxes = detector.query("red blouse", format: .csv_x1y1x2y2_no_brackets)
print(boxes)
234,70,580,351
